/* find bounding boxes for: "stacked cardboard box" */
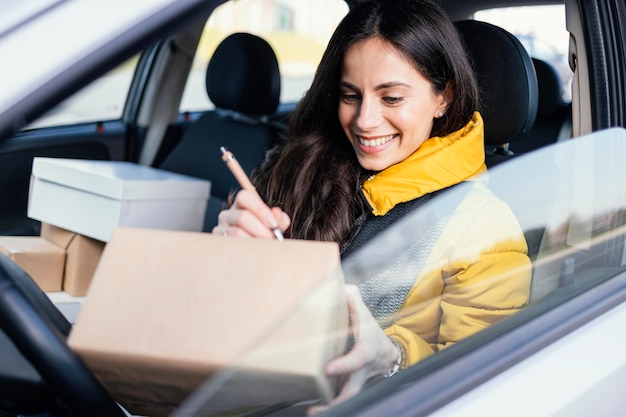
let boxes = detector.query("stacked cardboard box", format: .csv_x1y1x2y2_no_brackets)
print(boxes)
41,223,106,296
9,157,212,295
0,235,65,292
0,224,105,296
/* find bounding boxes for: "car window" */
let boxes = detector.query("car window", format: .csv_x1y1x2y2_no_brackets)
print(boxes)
474,5,573,102
25,56,139,130
179,0,349,113
175,128,626,416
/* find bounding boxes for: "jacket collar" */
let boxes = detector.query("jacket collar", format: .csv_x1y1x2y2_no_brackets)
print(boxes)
361,112,486,216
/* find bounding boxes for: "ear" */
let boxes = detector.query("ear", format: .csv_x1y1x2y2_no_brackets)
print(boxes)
435,81,454,118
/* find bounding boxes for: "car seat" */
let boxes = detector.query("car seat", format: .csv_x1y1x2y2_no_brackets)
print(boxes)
454,20,539,168
508,57,572,153
0,253,127,417
455,21,572,304
159,32,283,232
455,20,554,282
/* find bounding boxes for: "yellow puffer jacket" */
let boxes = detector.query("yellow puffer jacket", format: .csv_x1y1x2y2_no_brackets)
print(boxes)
360,112,532,366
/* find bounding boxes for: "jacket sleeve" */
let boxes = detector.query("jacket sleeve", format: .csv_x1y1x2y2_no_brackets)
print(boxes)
384,186,532,366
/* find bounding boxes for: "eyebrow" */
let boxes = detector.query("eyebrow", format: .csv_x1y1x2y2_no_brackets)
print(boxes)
340,80,411,92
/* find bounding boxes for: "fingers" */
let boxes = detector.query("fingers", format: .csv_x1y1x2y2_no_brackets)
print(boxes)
344,285,366,335
212,190,290,239
329,367,368,406
307,368,368,415
310,284,400,413
325,334,377,378
325,287,381,377
307,288,375,416
307,404,328,416
310,338,396,414
271,206,291,231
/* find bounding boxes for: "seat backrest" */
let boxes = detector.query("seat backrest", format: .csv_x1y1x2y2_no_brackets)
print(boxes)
509,57,572,153
454,20,539,167
455,21,560,296
0,253,127,417
160,32,283,231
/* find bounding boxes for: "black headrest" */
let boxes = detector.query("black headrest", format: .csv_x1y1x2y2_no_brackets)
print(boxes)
455,20,538,146
206,32,281,116
532,57,567,119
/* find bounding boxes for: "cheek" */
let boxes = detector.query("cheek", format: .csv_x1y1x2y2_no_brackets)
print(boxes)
397,108,433,136
338,103,348,120
338,105,353,131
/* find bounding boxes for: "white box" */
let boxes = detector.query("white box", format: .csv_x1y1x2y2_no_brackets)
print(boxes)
28,157,211,242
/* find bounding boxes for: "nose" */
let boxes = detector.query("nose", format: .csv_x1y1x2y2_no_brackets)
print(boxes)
354,96,383,131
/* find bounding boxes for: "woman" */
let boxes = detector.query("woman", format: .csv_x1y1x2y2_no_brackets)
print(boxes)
213,0,531,410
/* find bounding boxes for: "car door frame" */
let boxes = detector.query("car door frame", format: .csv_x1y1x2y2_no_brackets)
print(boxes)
0,4,214,236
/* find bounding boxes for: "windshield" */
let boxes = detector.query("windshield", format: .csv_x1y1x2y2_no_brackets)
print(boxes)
172,127,626,416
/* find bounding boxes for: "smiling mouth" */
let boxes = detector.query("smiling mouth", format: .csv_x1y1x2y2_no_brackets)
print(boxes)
357,134,397,147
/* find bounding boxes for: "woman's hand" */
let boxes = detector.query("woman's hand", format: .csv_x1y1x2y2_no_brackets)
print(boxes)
212,189,290,239
308,284,400,415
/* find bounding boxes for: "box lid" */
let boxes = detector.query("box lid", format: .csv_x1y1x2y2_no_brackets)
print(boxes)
32,157,210,201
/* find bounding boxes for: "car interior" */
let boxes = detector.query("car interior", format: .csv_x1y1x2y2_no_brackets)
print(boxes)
0,253,127,417
509,57,573,154
158,31,285,231
1,0,625,416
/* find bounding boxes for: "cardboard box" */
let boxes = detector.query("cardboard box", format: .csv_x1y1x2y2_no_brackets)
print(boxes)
0,236,65,291
41,223,106,296
28,157,211,242
68,227,348,417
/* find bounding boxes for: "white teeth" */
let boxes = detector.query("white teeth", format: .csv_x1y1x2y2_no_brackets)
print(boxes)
357,134,395,147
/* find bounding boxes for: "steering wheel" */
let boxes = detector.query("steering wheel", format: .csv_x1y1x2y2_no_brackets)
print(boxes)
0,253,127,417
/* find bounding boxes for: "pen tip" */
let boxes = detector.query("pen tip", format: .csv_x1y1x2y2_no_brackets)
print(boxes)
273,228,285,241
220,146,228,154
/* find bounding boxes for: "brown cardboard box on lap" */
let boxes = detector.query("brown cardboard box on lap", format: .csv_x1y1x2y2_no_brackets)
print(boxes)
0,236,65,291
41,223,105,296
68,227,349,417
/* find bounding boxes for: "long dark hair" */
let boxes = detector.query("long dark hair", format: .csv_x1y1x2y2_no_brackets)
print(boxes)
254,0,479,245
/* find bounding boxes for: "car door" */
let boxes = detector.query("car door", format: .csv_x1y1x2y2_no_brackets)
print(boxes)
314,0,626,415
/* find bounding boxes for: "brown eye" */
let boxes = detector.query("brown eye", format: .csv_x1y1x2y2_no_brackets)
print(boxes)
383,96,403,104
341,93,360,103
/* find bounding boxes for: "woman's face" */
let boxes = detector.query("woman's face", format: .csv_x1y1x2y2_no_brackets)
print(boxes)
338,37,451,172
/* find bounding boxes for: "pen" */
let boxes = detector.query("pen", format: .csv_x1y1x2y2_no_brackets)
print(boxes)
220,146,284,241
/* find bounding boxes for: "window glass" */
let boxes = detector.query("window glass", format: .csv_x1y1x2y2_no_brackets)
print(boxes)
179,0,349,113
184,128,626,414
474,5,572,102
26,57,138,130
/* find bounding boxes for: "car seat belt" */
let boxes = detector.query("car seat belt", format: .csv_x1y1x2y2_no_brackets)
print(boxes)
342,182,470,328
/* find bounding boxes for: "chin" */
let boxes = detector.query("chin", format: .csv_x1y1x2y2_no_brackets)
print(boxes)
358,158,392,172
